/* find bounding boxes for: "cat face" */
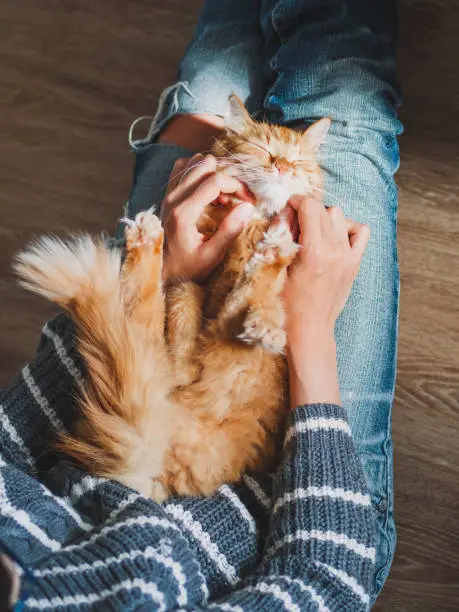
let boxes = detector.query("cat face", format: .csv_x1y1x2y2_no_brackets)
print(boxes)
213,95,330,217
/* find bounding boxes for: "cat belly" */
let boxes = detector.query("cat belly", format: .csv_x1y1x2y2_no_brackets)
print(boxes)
161,345,288,498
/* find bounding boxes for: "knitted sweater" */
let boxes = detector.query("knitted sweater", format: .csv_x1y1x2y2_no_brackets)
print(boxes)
0,314,376,611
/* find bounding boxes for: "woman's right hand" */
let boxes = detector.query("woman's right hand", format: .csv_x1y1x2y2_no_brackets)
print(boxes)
284,196,370,407
161,155,254,282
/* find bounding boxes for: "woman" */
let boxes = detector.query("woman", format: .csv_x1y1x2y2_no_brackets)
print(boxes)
0,0,401,609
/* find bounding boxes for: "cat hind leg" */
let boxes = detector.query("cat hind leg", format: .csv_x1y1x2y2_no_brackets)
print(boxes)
166,281,204,385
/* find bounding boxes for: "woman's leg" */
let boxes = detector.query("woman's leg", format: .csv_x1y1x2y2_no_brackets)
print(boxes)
259,0,402,600
119,0,266,234
122,0,400,599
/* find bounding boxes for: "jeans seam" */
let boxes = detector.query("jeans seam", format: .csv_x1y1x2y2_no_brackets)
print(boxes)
374,258,400,594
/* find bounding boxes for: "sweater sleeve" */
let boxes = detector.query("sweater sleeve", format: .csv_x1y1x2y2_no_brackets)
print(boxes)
208,403,377,611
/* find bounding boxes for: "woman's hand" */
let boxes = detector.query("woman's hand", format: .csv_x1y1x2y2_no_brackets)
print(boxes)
284,196,370,337
161,154,254,282
284,196,370,407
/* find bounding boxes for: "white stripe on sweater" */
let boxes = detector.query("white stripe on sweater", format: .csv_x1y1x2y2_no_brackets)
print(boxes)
34,545,187,606
40,486,93,532
316,562,370,606
64,514,181,553
266,529,376,563
200,576,210,602
245,582,300,611
219,485,256,534
242,474,271,510
22,365,64,432
104,493,209,606
0,459,61,552
107,492,142,522
284,418,350,447
209,604,244,612
277,576,330,612
0,403,35,468
273,486,371,514
26,577,166,610
166,503,239,586
42,324,84,385
64,475,106,505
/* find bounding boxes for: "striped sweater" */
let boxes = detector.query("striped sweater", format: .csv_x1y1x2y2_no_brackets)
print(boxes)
0,314,376,611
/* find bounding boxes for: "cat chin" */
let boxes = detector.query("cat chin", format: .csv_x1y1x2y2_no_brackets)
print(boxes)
248,183,293,217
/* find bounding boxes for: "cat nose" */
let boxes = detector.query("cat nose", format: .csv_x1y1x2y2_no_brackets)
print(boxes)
274,158,290,176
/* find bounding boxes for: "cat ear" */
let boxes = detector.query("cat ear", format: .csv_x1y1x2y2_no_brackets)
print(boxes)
225,94,253,133
301,117,331,151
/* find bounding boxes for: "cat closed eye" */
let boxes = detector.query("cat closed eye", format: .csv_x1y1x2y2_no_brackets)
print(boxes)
248,141,272,158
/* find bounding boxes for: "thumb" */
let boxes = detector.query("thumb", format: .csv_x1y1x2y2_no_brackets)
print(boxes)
199,202,254,274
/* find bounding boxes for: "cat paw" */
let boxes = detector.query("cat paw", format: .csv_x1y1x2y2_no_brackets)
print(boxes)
238,311,286,354
150,480,169,503
261,222,300,260
245,222,299,275
122,208,163,252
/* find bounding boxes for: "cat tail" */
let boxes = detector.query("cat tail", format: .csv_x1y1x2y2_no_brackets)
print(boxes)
14,233,124,303
14,235,173,498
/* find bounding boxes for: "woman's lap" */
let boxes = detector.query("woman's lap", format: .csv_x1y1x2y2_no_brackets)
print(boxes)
122,0,401,600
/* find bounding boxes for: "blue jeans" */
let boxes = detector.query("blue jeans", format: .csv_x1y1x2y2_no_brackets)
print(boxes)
122,0,402,601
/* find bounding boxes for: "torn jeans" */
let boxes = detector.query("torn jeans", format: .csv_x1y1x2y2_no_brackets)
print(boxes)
118,0,402,601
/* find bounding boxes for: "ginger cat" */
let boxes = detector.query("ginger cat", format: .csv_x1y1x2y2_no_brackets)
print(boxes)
15,96,329,501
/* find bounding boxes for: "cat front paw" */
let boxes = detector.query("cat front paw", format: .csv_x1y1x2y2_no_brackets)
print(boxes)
122,208,163,252
238,310,286,354
245,222,299,275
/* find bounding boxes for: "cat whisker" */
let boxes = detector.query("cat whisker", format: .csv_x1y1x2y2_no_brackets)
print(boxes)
158,158,209,195
216,154,250,163
216,161,265,180
177,159,210,184
159,155,221,195
215,142,241,161
215,143,257,167
216,157,268,178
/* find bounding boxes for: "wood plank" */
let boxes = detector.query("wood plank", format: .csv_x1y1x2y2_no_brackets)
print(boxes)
0,1,458,609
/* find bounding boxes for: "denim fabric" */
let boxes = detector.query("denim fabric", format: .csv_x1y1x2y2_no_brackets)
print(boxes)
124,0,402,602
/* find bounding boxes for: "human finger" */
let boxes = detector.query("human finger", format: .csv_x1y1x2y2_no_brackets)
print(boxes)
167,154,217,204
270,205,299,241
326,206,348,243
288,195,325,246
219,181,255,206
165,157,190,196
198,202,254,276
181,173,252,225
347,219,371,256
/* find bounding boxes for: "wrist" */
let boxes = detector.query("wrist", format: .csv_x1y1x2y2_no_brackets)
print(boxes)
287,320,335,360
287,324,340,408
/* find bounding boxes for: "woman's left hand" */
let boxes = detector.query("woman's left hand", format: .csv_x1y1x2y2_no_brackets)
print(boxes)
161,154,255,282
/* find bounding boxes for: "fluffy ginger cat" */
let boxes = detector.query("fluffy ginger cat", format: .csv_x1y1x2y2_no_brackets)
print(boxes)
15,96,330,501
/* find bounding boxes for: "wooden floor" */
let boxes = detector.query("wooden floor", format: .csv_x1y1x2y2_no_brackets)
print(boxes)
0,1,458,609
